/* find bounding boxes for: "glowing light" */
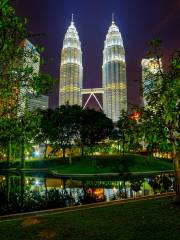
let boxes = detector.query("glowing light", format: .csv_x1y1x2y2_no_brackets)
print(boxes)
130,112,141,121
34,151,40,157
35,180,40,186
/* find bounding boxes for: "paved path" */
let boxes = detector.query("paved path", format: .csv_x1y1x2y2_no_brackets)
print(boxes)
0,192,175,223
52,170,174,178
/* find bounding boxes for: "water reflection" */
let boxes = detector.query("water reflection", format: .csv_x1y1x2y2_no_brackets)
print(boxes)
0,172,175,215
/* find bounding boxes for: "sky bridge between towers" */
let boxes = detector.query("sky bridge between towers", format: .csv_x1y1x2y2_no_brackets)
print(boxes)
81,88,104,110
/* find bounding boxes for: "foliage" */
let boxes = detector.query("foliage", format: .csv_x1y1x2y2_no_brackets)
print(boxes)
35,106,113,158
52,105,82,157
0,0,55,117
0,0,55,165
141,40,180,200
78,108,113,155
141,41,180,153
34,108,55,158
130,178,143,192
117,111,142,155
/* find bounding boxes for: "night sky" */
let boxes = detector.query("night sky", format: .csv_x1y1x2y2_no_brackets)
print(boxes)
14,0,180,110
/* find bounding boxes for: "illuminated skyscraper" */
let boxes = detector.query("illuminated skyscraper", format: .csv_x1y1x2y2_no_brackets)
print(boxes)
102,15,127,122
19,39,40,115
141,58,162,106
59,15,83,106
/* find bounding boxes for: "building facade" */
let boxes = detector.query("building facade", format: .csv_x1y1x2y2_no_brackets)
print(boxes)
19,39,49,113
59,17,83,106
141,58,162,106
26,94,48,111
102,18,127,122
18,39,40,115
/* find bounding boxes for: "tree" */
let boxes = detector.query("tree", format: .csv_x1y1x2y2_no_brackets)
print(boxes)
79,109,113,156
117,111,141,156
0,0,55,166
0,118,16,165
51,105,82,158
141,40,180,201
14,110,41,168
0,0,55,117
34,108,55,158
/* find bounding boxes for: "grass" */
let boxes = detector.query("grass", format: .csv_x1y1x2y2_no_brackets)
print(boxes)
0,197,180,240
30,154,173,173
0,154,173,174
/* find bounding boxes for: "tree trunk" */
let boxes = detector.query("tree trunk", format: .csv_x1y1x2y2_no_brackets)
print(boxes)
123,140,125,158
44,144,48,159
118,140,120,155
69,147,72,165
81,145,84,157
6,174,10,207
174,152,180,202
21,141,25,168
62,147,66,158
44,178,48,207
20,173,25,208
6,144,10,167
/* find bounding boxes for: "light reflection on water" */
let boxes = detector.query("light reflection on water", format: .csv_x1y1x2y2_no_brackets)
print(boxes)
0,172,175,215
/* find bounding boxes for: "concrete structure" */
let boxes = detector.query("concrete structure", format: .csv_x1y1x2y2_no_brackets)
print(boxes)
102,16,127,122
59,15,83,106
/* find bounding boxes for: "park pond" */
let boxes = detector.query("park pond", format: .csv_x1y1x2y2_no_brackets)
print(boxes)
0,170,175,215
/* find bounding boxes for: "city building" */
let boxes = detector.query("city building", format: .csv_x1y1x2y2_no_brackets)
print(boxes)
59,15,83,106
26,94,49,111
141,58,162,106
19,39,49,113
102,16,127,122
59,15,128,122
18,39,40,114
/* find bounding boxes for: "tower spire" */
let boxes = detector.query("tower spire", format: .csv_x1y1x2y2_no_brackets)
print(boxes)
71,13,74,23
112,13,115,23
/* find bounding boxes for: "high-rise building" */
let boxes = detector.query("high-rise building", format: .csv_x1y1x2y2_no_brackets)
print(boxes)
59,15,83,106
18,39,40,115
19,39,49,113
27,94,49,111
102,16,127,122
141,58,162,106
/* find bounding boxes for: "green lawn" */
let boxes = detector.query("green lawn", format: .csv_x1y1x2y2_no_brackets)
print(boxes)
0,197,180,240
28,154,173,173
0,154,173,174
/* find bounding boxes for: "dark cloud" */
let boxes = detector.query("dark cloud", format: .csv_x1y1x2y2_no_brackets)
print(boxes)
153,1,180,34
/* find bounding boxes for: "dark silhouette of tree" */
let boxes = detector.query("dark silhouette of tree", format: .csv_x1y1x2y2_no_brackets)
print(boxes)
51,105,82,158
117,111,141,156
34,108,55,158
79,109,113,156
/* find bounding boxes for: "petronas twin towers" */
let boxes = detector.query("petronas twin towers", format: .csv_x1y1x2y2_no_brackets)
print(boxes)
59,15,127,122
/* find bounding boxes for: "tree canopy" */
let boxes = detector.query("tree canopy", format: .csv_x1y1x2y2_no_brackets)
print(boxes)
140,40,180,200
